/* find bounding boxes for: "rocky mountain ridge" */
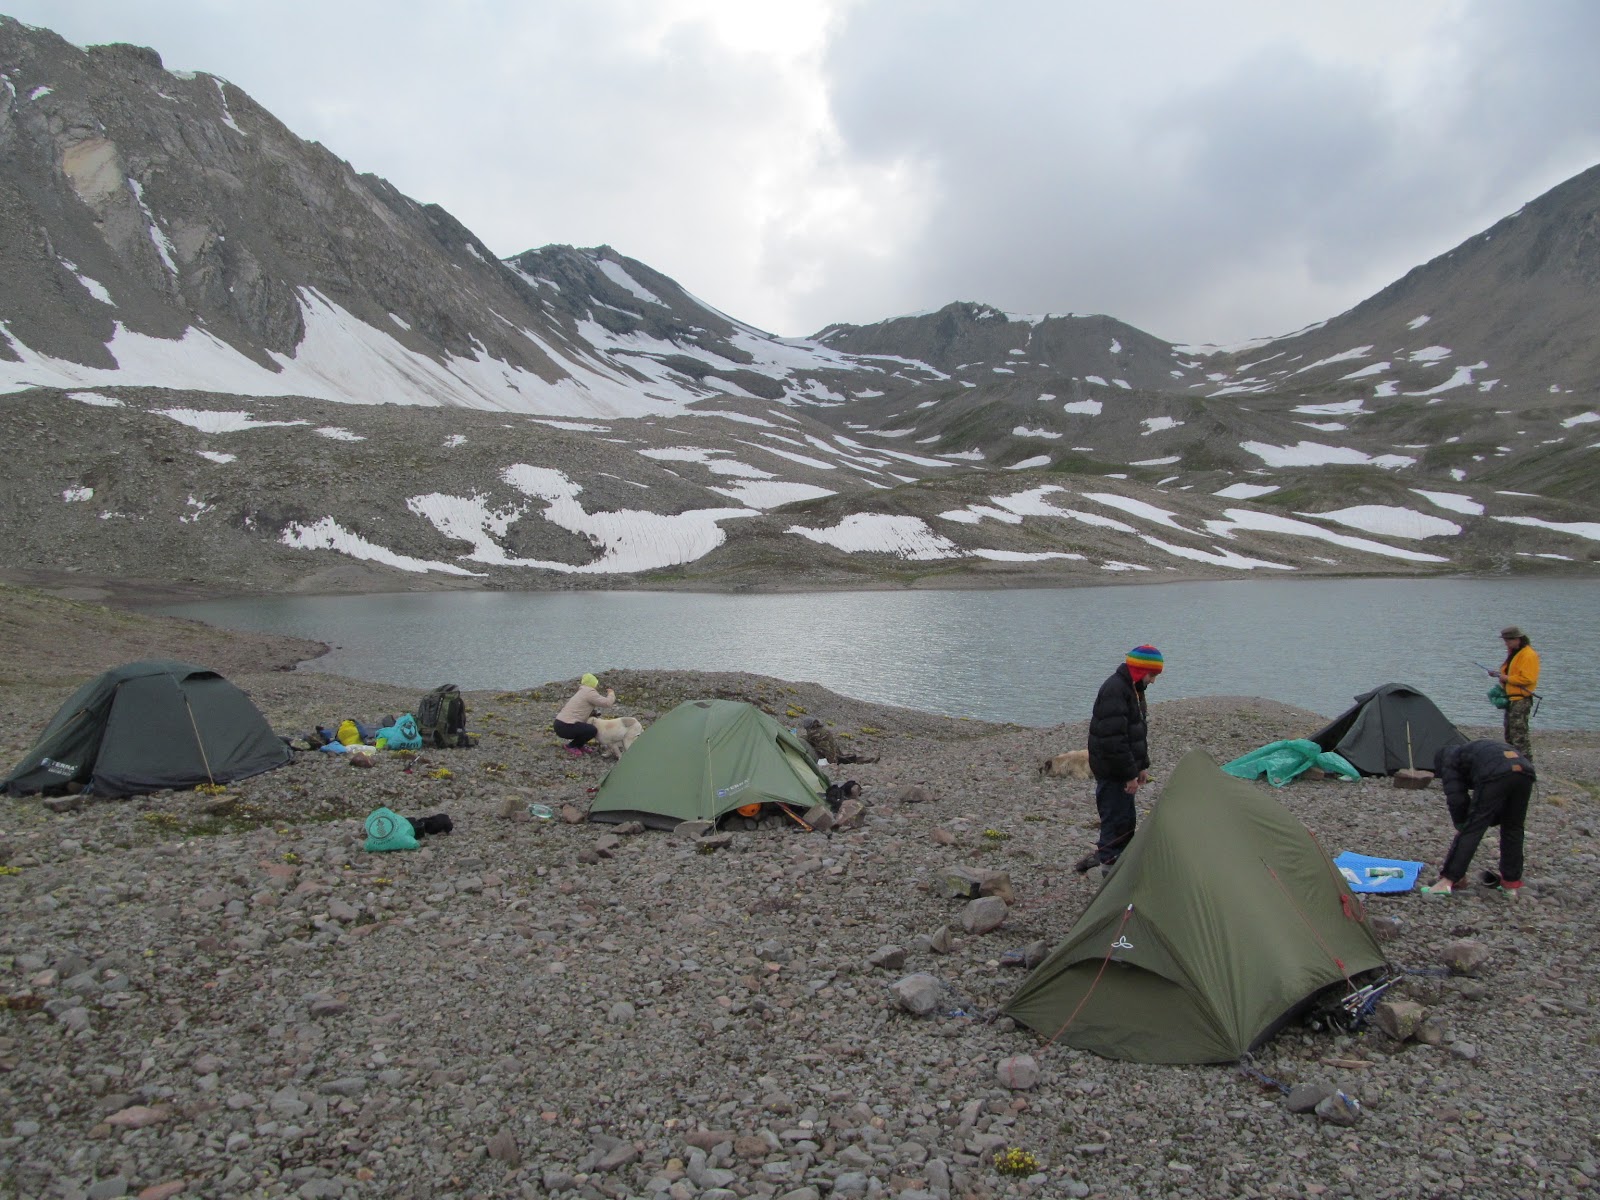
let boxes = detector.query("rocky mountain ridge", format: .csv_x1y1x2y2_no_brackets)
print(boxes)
1,15,1597,597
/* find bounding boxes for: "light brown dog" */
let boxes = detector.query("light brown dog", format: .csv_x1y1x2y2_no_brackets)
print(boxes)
1039,748,1092,780
592,716,644,758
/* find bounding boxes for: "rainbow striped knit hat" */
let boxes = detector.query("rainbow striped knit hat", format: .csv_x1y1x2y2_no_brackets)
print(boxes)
1126,645,1164,673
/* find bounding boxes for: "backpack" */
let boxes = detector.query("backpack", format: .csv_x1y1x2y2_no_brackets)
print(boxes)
416,684,469,748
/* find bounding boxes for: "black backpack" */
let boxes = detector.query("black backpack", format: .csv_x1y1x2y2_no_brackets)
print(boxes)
416,684,469,749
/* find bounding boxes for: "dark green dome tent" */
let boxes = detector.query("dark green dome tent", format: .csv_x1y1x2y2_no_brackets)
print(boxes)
3,660,290,797
1004,750,1388,1064
1309,682,1466,776
588,699,827,830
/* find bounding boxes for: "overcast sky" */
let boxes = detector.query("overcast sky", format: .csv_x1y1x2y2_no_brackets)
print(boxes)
10,1,1600,344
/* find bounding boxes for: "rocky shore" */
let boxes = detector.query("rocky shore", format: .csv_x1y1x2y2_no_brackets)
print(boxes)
1,586,1597,1200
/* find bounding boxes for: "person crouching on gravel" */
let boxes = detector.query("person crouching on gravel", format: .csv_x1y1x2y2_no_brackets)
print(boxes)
1077,644,1163,874
1421,739,1535,897
553,672,615,755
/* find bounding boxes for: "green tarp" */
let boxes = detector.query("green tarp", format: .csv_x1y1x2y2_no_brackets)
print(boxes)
1308,682,1467,776
2,660,290,797
1222,739,1360,786
588,699,827,830
1004,750,1388,1064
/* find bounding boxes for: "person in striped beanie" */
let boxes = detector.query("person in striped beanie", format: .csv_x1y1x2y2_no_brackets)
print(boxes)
1076,644,1164,874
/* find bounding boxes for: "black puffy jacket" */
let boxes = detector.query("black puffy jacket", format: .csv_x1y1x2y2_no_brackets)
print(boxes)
1087,663,1149,782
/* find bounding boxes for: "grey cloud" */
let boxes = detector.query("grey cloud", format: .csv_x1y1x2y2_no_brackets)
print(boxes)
814,1,1600,342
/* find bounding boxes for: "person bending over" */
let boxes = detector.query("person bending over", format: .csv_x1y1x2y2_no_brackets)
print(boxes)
1421,738,1535,897
553,672,615,755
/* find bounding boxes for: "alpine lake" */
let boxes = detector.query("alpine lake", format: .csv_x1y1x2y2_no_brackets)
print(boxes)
154,576,1600,733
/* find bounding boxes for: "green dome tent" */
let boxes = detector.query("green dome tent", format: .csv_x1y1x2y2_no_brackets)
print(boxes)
1309,682,1466,776
588,699,827,830
2,660,290,797
1004,750,1388,1064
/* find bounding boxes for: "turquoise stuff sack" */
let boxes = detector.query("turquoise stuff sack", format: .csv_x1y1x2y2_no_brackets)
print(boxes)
364,807,419,852
375,714,423,751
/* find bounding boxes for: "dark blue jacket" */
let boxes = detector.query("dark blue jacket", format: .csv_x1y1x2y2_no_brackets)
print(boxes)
1435,739,1535,828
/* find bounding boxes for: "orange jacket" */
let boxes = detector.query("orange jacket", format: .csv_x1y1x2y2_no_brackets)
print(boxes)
1501,644,1540,701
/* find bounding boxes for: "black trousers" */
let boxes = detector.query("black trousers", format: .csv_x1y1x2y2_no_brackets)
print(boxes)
1441,773,1532,884
1094,776,1136,865
553,719,596,748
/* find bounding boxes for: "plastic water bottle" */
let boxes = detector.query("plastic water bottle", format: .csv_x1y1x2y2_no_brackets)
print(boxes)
1365,867,1405,880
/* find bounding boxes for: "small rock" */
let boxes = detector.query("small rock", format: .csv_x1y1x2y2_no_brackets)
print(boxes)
891,973,946,1016
1375,999,1427,1041
959,895,1008,934
486,1129,521,1165
1441,939,1490,976
105,1105,170,1129
1286,1083,1335,1114
1369,915,1403,941
1314,1090,1362,1126
868,946,907,971
996,1055,1039,1089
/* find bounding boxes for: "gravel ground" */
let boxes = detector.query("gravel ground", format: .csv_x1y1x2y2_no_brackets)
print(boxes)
1,588,1598,1200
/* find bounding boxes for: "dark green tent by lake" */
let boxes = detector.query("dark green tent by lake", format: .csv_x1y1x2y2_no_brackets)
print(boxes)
588,699,827,829
2,660,290,797
1004,750,1388,1064
1309,682,1466,776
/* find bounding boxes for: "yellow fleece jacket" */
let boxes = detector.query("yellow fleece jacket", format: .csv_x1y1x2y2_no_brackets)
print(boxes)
1502,645,1540,700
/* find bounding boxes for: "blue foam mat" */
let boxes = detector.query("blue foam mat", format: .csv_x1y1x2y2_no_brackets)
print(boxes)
1333,851,1425,894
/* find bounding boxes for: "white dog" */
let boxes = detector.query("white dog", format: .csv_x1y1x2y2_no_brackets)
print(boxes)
1039,748,1092,780
592,716,644,758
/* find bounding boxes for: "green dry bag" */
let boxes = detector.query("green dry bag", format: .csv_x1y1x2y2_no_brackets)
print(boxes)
364,807,419,852
1487,684,1510,710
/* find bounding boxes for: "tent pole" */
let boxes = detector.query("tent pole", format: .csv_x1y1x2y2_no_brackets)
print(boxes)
1405,722,1413,772
182,695,217,787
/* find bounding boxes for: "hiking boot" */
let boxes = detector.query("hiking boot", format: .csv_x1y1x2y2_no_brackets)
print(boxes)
1073,851,1100,875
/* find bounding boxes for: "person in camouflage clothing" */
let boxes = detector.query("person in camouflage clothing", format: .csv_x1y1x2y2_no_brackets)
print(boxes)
1494,625,1540,762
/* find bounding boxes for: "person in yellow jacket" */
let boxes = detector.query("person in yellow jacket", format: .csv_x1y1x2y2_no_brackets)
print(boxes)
1494,625,1540,762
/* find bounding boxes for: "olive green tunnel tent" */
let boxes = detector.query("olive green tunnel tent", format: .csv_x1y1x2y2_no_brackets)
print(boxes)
1308,682,1467,776
588,699,828,830
1003,750,1388,1064
2,660,290,798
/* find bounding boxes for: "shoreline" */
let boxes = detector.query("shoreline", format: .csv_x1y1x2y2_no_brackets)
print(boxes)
0,562,1564,612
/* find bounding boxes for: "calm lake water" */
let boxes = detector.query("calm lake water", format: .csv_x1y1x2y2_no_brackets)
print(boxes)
160,578,1600,731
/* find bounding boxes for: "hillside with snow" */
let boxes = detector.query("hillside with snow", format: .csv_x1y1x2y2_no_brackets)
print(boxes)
1,15,1596,596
